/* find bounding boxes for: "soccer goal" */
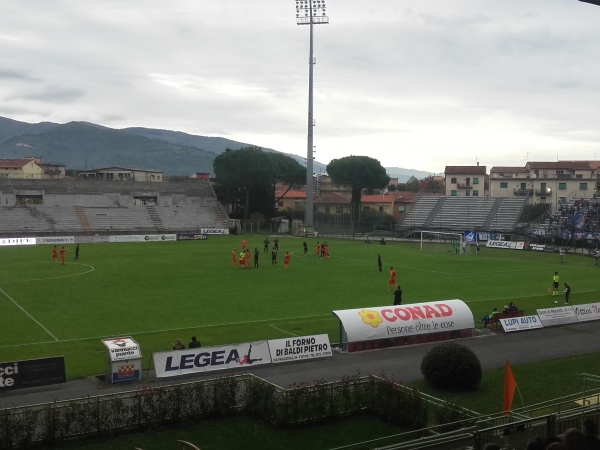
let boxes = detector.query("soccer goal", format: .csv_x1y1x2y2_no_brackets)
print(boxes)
420,231,465,254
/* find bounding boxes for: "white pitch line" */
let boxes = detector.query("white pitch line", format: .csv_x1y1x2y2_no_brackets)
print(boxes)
0,313,334,348
4,263,96,282
0,286,59,341
270,324,299,337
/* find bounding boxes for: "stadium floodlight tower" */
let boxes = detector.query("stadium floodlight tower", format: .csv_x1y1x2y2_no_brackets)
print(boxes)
295,0,329,230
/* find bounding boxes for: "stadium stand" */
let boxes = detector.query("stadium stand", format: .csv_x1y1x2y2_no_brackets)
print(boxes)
397,196,526,233
0,179,229,236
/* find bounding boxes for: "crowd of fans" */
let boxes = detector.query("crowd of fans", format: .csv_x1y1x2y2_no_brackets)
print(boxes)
484,419,600,450
547,198,600,235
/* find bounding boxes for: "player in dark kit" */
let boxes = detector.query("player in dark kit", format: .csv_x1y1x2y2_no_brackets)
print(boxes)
393,285,403,305
271,247,278,266
303,241,308,256
254,248,259,268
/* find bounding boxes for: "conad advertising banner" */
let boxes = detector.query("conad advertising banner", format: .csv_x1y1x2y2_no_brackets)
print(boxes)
268,334,332,363
500,315,543,333
153,341,271,378
572,303,600,322
0,237,36,246
0,357,66,391
109,234,177,243
332,300,474,343
536,306,579,327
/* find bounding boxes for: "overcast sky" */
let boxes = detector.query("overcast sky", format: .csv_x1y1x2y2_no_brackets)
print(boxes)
1,0,600,174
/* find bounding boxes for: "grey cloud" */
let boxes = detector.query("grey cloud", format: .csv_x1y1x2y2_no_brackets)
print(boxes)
0,70,42,82
16,87,85,104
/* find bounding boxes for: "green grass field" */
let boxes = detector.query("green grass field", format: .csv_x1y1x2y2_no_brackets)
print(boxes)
1,235,598,379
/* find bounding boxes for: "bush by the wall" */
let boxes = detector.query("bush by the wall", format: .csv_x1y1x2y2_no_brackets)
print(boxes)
420,342,482,391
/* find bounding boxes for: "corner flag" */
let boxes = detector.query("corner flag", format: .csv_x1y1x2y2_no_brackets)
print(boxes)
503,359,517,416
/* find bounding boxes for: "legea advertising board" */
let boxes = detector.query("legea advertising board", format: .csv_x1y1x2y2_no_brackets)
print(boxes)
153,340,271,378
333,300,474,343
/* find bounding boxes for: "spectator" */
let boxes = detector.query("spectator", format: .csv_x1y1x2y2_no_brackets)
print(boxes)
507,302,518,312
525,440,543,450
188,336,201,349
562,427,588,450
172,339,185,350
483,444,500,450
547,443,566,450
584,419,600,450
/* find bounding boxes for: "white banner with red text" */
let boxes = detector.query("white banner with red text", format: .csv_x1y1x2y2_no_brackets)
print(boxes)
332,300,474,343
153,341,271,378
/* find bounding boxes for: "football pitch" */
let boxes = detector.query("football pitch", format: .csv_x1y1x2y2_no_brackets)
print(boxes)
1,235,598,380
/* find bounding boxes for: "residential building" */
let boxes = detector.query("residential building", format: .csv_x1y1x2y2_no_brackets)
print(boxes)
489,161,596,210
78,167,163,182
275,189,306,212
0,158,44,179
444,165,487,197
314,192,351,216
360,192,416,222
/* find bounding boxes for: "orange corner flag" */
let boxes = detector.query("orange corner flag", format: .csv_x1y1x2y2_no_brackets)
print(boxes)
503,359,517,416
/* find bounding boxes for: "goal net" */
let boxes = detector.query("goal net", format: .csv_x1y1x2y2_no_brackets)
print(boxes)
420,231,466,254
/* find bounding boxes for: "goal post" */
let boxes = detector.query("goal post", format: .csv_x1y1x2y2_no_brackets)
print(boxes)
420,231,464,254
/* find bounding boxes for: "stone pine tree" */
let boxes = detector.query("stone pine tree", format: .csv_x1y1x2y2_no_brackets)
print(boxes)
213,146,305,221
326,156,390,228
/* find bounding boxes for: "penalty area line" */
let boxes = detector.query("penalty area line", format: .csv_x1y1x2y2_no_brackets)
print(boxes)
0,286,59,342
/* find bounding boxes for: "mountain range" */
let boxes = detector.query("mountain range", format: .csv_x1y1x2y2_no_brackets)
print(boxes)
0,116,433,182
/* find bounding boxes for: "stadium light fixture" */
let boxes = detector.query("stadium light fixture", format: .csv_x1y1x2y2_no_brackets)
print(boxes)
295,0,329,229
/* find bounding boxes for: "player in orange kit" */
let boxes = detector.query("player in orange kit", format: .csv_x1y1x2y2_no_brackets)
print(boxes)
52,245,58,264
245,247,251,267
388,266,396,291
59,246,68,266
232,248,237,268
283,251,291,269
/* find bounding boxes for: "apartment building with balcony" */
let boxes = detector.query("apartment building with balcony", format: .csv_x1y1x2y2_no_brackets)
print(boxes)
444,165,487,197
489,161,597,210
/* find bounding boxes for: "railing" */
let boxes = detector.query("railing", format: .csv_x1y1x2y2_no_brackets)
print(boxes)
0,374,478,449
513,189,533,196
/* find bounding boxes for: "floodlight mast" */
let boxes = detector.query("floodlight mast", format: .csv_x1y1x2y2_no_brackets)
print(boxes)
296,0,329,229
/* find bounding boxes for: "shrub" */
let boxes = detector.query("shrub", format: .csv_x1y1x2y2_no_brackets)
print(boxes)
420,342,482,391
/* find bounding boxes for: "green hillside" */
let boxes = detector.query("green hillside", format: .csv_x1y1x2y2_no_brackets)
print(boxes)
0,121,217,175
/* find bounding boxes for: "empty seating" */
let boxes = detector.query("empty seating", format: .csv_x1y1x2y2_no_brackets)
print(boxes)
398,196,526,233
0,179,229,235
